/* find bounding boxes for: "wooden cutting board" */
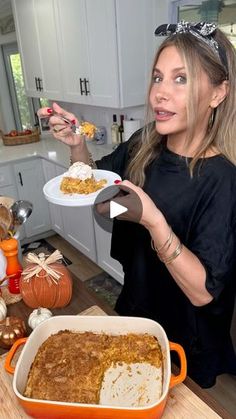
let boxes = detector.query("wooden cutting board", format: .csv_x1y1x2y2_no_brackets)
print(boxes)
0,305,222,419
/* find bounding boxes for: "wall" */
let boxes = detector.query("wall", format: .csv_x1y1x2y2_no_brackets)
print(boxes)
56,102,145,144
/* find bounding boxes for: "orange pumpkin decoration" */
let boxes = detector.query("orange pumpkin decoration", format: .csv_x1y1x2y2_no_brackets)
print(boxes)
20,251,72,309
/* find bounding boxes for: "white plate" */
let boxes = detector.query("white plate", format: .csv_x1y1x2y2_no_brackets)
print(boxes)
43,169,121,207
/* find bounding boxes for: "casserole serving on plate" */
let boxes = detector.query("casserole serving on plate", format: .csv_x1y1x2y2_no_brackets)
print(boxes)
5,315,187,419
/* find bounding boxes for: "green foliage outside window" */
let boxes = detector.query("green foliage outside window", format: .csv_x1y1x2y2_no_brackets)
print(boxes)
10,53,31,129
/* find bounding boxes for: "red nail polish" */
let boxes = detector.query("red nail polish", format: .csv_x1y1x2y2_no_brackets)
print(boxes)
114,180,121,184
47,108,53,114
71,119,76,124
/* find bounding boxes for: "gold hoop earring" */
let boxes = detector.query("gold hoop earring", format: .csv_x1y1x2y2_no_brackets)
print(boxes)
208,108,216,131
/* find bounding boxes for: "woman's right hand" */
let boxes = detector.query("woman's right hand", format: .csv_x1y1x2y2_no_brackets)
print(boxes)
37,102,84,148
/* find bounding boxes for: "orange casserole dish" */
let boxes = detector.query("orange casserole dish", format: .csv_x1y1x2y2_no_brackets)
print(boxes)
5,315,187,419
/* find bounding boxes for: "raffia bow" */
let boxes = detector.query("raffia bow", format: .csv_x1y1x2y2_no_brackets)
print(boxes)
21,250,64,284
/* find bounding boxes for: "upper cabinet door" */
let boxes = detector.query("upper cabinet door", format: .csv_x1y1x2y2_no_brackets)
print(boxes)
85,0,120,107
116,0,155,108
12,0,63,100
34,0,63,100
12,0,42,97
57,0,119,107
56,0,91,105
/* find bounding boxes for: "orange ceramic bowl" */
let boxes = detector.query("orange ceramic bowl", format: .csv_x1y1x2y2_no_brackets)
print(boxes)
5,316,187,419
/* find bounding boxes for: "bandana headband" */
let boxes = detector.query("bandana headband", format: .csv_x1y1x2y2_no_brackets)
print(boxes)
155,21,228,75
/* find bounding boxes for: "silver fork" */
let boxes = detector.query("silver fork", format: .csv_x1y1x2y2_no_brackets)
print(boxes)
52,112,79,133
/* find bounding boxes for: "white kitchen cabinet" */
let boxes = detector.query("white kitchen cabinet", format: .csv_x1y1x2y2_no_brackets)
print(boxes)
0,164,17,192
56,0,119,107
13,159,51,238
61,206,97,263
42,159,64,235
56,0,154,108
12,0,63,99
12,0,155,108
94,220,124,284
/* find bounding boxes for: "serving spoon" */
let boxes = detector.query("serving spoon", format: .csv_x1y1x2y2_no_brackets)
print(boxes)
11,200,33,227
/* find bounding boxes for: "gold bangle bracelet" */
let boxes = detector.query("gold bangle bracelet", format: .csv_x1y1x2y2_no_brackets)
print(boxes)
160,241,183,265
151,226,173,254
159,230,174,254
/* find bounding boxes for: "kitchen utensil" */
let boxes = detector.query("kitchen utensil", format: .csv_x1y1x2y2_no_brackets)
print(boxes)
10,201,33,226
5,315,187,419
0,196,15,210
48,112,97,139
0,222,8,240
47,112,80,134
0,205,12,231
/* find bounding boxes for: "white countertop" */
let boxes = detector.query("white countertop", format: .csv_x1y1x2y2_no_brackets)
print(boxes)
0,133,114,168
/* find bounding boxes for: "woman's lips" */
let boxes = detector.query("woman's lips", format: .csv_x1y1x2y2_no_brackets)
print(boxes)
155,110,175,121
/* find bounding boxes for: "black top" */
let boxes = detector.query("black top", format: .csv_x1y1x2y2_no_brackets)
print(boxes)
96,132,236,388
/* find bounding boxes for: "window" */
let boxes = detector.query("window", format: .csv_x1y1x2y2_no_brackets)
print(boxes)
171,0,236,48
2,42,50,131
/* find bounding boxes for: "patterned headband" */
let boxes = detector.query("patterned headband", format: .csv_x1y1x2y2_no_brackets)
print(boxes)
155,21,228,75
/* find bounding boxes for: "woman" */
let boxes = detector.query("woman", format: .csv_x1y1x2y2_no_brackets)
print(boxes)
38,22,236,388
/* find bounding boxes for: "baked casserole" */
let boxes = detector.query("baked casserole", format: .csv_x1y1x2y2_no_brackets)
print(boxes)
60,162,107,194
24,330,163,407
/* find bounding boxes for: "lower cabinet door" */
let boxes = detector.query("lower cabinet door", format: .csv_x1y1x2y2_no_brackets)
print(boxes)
13,159,51,238
61,206,97,262
94,220,124,284
42,159,65,235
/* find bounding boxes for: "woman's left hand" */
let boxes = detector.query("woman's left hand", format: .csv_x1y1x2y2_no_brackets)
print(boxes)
96,180,164,230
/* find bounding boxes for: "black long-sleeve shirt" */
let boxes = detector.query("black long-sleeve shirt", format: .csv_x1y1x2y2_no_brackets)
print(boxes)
96,133,236,387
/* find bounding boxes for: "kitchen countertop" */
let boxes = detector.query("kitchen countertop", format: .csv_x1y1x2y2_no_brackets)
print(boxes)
0,134,114,168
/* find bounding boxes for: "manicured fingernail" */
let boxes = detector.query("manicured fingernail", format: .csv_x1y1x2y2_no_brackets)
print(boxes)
71,119,76,124
114,180,121,184
47,108,53,114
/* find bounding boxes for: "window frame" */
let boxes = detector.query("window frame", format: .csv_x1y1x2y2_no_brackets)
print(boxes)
2,42,37,130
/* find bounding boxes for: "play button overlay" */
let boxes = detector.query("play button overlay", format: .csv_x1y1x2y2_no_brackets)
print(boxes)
93,184,143,233
110,201,127,218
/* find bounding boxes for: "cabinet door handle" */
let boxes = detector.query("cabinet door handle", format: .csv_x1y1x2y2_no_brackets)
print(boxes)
18,172,23,186
38,78,43,91
79,78,86,95
84,78,90,95
35,77,39,91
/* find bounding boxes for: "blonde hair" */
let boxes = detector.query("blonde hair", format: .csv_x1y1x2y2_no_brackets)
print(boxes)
127,29,236,186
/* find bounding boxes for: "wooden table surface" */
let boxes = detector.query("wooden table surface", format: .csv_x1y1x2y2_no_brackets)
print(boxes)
0,273,233,418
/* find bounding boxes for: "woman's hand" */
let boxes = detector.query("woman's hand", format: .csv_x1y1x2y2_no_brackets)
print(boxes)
96,180,164,230
37,102,83,147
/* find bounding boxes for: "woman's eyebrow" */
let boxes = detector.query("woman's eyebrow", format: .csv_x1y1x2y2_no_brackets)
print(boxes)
153,66,185,73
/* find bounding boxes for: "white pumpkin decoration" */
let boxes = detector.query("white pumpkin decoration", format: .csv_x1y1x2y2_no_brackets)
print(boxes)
0,297,7,321
28,307,52,329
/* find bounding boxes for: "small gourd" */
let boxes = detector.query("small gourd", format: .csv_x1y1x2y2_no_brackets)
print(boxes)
0,316,26,348
28,307,52,329
0,297,7,321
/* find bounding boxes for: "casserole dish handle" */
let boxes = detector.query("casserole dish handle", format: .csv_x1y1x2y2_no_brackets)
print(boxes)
5,337,27,374
169,341,187,388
